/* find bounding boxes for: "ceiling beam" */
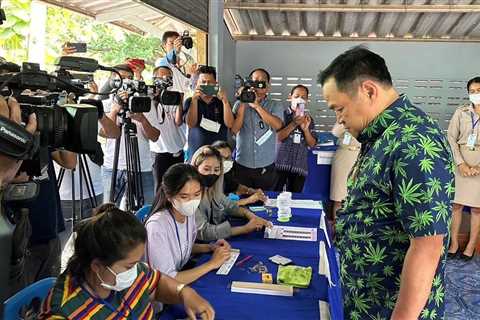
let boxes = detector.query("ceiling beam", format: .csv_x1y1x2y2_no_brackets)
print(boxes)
127,16,165,36
232,34,480,42
224,2,480,13
95,5,144,22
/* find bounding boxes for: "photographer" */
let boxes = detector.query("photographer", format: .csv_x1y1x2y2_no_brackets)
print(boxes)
231,68,284,191
185,65,234,156
102,64,160,207
158,31,193,94
149,66,187,194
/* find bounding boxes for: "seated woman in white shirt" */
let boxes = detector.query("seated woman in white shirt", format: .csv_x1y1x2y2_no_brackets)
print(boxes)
145,163,231,284
190,145,272,242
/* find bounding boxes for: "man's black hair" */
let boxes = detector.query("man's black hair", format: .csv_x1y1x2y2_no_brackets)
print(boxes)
249,68,271,83
318,46,393,94
290,84,309,96
467,77,480,92
162,31,180,44
198,65,217,80
153,65,172,75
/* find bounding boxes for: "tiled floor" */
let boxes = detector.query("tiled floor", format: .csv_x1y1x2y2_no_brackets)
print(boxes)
445,256,480,320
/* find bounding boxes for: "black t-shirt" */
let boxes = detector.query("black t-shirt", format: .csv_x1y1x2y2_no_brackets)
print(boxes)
184,97,228,155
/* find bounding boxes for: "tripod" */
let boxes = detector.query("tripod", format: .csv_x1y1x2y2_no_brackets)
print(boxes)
109,109,144,212
57,153,99,231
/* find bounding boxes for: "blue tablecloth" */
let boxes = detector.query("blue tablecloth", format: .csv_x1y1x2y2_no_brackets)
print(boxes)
162,195,343,320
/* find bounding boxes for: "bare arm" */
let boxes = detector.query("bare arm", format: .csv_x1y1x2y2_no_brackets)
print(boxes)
186,95,200,128
301,116,317,148
51,151,77,170
175,263,216,285
250,102,283,131
135,114,160,142
218,88,234,129
391,235,444,320
99,115,120,138
231,103,246,135
175,96,184,126
277,121,298,141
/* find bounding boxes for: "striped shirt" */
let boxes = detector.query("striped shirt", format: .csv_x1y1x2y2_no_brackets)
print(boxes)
39,263,161,320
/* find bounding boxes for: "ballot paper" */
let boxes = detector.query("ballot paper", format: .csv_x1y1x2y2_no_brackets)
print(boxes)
265,225,317,242
319,240,334,287
319,300,331,320
269,254,293,265
314,150,335,165
265,198,323,210
319,212,331,248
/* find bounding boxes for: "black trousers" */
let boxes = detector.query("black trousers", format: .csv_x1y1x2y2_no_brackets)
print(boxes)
233,162,276,191
274,170,306,193
152,151,184,194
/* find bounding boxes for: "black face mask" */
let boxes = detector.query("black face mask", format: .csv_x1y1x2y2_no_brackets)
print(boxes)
201,174,219,188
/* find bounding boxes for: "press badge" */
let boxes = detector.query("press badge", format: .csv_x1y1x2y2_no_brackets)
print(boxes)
256,130,273,146
343,132,352,145
200,117,221,133
293,132,301,144
467,133,477,148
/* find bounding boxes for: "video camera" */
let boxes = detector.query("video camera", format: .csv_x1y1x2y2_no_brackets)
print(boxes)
181,30,193,50
0,56,118,176
152,76,182,106
113,79,151,113
237,76,267,103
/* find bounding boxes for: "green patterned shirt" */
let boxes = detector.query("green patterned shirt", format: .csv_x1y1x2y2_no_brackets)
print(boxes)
336,95,454,320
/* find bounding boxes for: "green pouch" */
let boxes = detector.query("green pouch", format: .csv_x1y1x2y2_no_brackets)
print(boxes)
277,265,312,288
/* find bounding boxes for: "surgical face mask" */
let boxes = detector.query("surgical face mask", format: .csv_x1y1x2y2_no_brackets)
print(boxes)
469,93,480,105
172,198,201,217
223,160,233,173
98,264,138,292
200,174,219,188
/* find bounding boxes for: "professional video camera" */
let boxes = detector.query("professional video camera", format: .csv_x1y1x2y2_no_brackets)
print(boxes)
0,56,120,176
152,76,182,106
181,30,193,49
237,76,268,103
113,79,151,113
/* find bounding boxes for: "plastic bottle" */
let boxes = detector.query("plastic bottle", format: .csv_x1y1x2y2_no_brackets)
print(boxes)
277,192,292,222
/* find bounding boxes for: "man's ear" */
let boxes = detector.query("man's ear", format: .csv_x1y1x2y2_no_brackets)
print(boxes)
360,80,378,101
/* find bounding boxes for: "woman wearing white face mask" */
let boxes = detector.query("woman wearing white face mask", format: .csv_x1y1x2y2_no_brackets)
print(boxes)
211,140,268,206
145,163,232,284
39,205,214,320
447,76,480,261
274,85,317,192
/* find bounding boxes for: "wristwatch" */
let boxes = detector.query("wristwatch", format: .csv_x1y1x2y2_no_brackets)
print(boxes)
176,283,186,295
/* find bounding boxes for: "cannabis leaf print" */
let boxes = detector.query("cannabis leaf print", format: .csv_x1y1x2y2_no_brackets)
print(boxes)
336,95,453,319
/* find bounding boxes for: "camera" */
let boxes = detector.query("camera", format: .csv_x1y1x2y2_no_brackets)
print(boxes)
152,76,182,106
113,79,151,113
181,30,193,50
0,58,104,176
237,77,267,103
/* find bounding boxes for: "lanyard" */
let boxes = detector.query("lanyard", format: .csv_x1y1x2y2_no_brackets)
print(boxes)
471,112,480,132
80,282,135,319
168,210,189,262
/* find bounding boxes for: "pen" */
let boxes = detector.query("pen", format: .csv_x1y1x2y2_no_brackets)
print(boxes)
235,255,253,267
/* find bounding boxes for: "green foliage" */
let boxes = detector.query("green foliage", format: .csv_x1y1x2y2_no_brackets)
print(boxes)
0,0,31,61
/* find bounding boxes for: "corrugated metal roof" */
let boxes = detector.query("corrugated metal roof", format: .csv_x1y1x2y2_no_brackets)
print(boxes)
224,0,480,42
39,0,206,37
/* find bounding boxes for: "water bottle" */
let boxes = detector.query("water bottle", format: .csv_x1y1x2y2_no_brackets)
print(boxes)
277,192,292,222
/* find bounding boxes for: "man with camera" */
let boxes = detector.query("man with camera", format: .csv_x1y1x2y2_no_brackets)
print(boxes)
157,30,194,94
149,65,187,193
102,64,160,207
231,68,284,191
184,65,234,156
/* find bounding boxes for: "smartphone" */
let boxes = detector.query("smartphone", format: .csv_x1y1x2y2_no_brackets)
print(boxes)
67,42,87,53
200,84,219,96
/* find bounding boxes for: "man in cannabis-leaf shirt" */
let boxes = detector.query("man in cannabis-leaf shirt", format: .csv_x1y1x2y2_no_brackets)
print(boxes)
319,47,454,320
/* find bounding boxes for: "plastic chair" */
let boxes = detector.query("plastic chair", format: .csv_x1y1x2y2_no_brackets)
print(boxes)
3,277,56,320
136,205,152,223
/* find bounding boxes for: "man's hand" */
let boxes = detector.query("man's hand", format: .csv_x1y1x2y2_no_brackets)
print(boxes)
458,163,473,177
217,87,228,102
192,88,204,101
128,112,146,124
293,115,305,127
248,101,262,110
470,165,480,176
173,37,183,54
0,97,37,187
300,114,312,132
208,246,231,269
88,81,98,94
61,43,76,56
187,63,199,76
180,287,215,320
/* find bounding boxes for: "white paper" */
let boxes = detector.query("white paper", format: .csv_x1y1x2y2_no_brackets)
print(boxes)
266,198,323,210
256,129,273,146
319,241,334,287
319,212,331,248
265,225,317,242
199,117,221,133
319,300,331,320
316,151,335,165
467,133,477,148
293,132,301,144
216,249,240,275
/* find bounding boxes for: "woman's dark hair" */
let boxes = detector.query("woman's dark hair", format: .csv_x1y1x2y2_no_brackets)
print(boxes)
149,164,203,219
211,140,233,152
66,205,146,281
467,77,480,92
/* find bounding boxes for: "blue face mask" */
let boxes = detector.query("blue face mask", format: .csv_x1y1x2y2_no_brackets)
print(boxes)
166,49,177,65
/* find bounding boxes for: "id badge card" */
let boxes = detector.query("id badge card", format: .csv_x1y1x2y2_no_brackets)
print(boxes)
343,132,352,146
256,129,273,146
293,132,301,144
200,117,221,133
467,133,477,148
